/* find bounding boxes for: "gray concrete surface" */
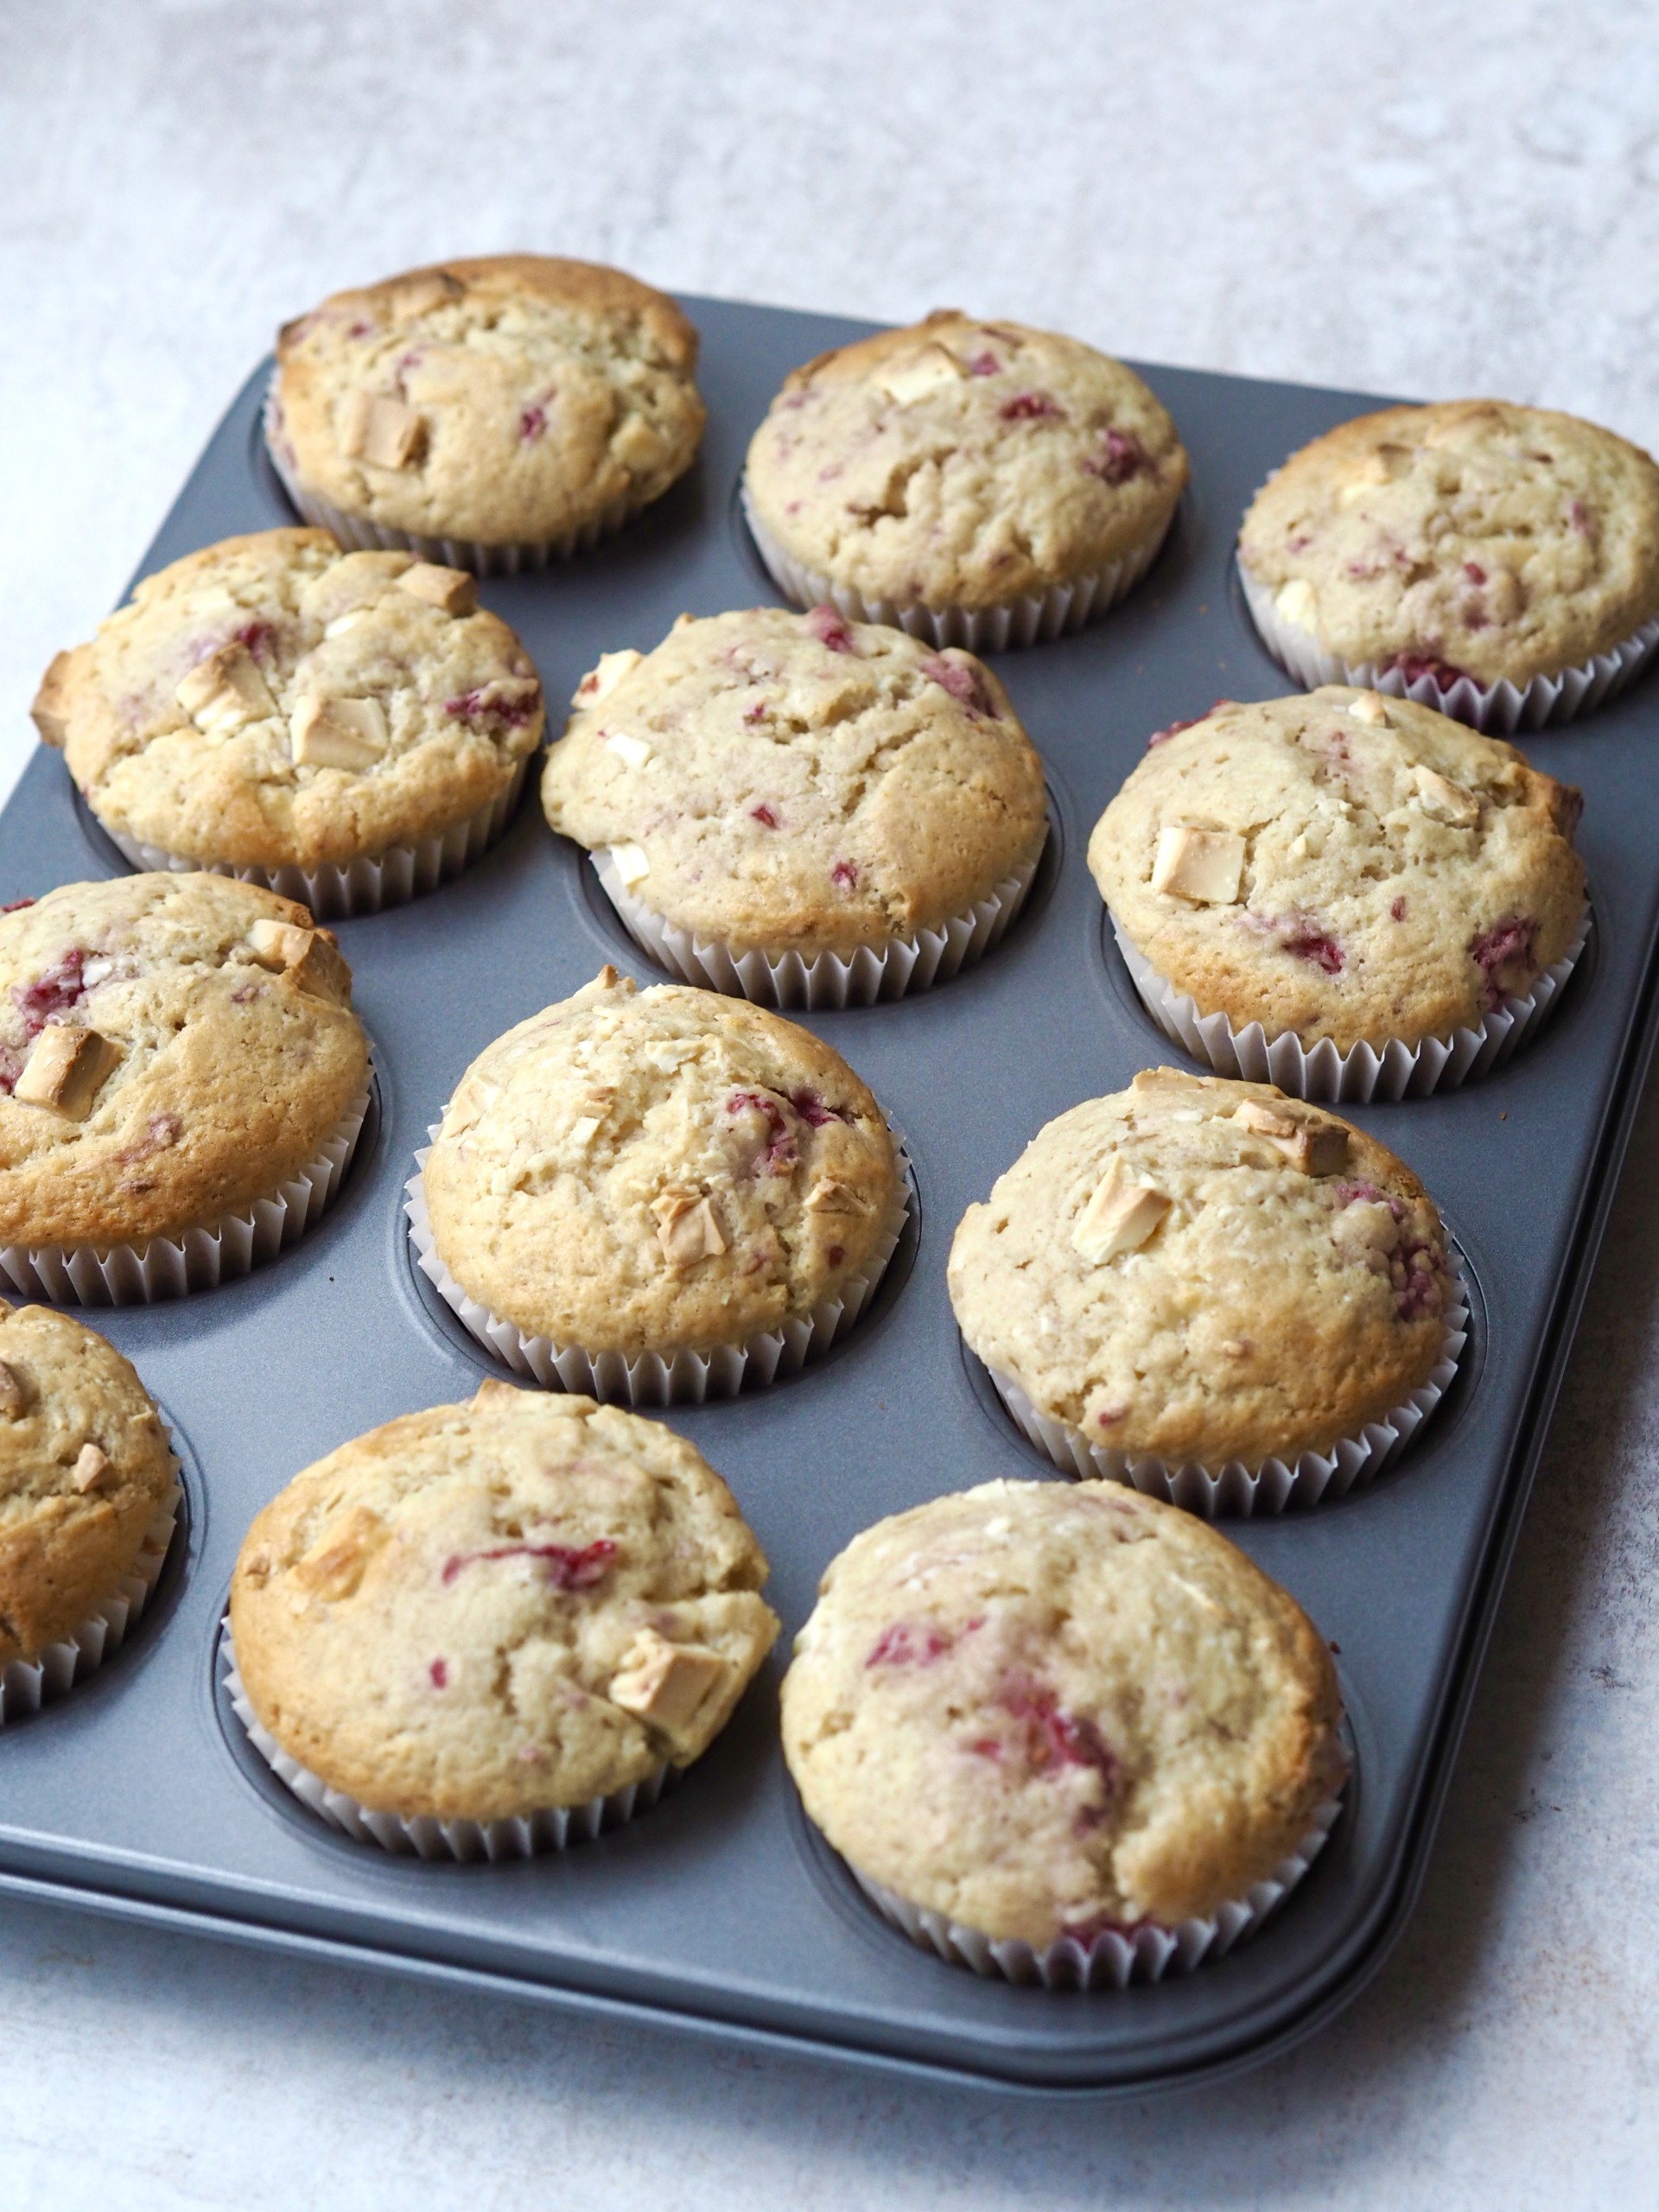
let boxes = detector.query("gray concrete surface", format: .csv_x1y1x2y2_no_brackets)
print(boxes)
3,3,1657,2203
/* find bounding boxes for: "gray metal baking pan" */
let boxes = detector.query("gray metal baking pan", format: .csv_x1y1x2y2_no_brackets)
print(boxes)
1,296,1655,2097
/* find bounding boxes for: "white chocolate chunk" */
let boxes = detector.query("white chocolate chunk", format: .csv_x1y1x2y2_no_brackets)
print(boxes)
1150,825,1246,904
1349,691,1391,726
876,345,967,405
610,841,651,887
471,1376,522,1409
1275,577,1319,632
340,389,423,470
573,649,644,709
323,609,372,639
71,1442,111,1493
0,1360,25,1416
651,1190,727,1268
1073,1160,1171,1264
606,732,653,768
246,919,352,1003
397,563,476,615
176,643,276,735
289,693,388,770
30,652,73,747
569,1115,603,1148
609,1631,730,1738
1412,765,1480,828
13,1027,122,1119
1232,1099,1349,1176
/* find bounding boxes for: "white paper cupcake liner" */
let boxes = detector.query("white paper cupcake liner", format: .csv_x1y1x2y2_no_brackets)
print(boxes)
264,376,643,575
0,1475,181,1726
0,1071,372,1306
849,1790,1344,1989
95,757,530,924
741,484,1173,652
1110,906,1592,1103
219,1624,669,1861
985,1262,1468,1516
594,846,1041,1010
405,1124,912,1405
1238,558,1659,733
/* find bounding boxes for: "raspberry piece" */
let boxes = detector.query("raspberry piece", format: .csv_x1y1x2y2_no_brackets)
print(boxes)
1463,561,1487,584
806,604,855,654
750,804,779,828
1470,914,1538,1007
518,403,547,442
235,620,276,661
866,1623,953,1667
1388,651,1473,689
726,1089,796,1173
441,1538,615,1588
429,1659,448,1688
1,898,35,914
787,1086,845,1126
919,654,995,716
1087,425,1150,484
999,391,1064,423
444,678,543,727
1147,700,1232,747
964,352,1001,376
14,947,86,1035
1282,923,1344,974
1390,897,1407,921
830,860,859,891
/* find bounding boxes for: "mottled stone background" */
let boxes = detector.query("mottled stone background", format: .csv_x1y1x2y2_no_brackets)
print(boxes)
3,3,1656,2203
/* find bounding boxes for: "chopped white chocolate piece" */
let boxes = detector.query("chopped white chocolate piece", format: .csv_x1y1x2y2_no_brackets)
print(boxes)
392,270,462,318
323,609,373,639
1412,765,1480,828
608,1630,729,1736
246,918,352,1003
340,390,424,470
71,1442,111,1493
30,652,73,747
805,1176,866,1216
876,345,967,405
610,841,652,887
1232,1099,1349,1175
1072,1160,1172,1264
471,1376,522,1408
573,649,644,709
1349,692,1391,726
176,643,276,735
1274,577,1319,632
605,732,653,768
13,1027,122,1119
569,1115,603,1148
289,693,389,770
397,563,476,615
1150,825,1246,904
0,1360,24,1416
651,1190,727,1268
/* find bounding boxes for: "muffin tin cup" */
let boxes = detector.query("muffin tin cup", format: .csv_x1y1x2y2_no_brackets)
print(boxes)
95,757,531,925
1237,558,1659,734
0,1475,181,1726
741,485,1173,652
404,1128,912,1406
844,1791,1345,1990
593,847,1041,1010
0,1072,372,1306
1110,906,1592,1104
219,1624,670,1862
264,378,644,578
982,1268,1469,1516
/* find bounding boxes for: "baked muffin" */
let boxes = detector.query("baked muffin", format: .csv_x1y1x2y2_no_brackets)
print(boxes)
0,1301,178,1708
0,874,369,1296
32,529,543,912
228,1379,779,1848
268,256,706,569
743,312,1188,648
412,967,905,1397
1238,400,1659,725
1090,690,1586,1072
541,606,1049,1001
781,1478,1346,1966
948,1068,1456,1498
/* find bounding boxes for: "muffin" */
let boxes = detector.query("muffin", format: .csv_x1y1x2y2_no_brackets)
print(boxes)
267,256,706,570
541,606,1049,1005
0,1300,179,1719
410,966,906,1401
0,874,370,1301
743,311,1188,649
781,1478,1346,1981
1238,400,1659,728
227,1379,779,1855
1089,689,1586,1095
947,1068,1460,1512
31,528,543,917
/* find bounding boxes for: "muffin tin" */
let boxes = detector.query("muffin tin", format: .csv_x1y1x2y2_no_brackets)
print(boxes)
1,297,1655,2096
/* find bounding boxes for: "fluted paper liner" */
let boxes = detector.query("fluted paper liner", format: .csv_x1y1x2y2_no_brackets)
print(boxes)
265,375,644,577
1111,906,1592,1103
0,1072,372,1306
849,1791,1344,1989
219,1624,669,1861
594,847,1041,1010
1238,558,1659,734
742,485,1173,652
0,1474,181,1726
405,1123,912,1405
985,1266,1468,1516
97,757,529,924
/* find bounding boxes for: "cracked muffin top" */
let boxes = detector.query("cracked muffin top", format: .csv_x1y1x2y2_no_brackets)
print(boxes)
230,1380,779,1820
0,874,368,1249
744,311,1187,612
781,1478,1346,1942
948,1068,1452,1470
270,256,706,550
541,606,1049,957
32,530,543,872
1238,400,1659,690
422,968,901,1357
1088,688,1585,1052
0,1302,176,1667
